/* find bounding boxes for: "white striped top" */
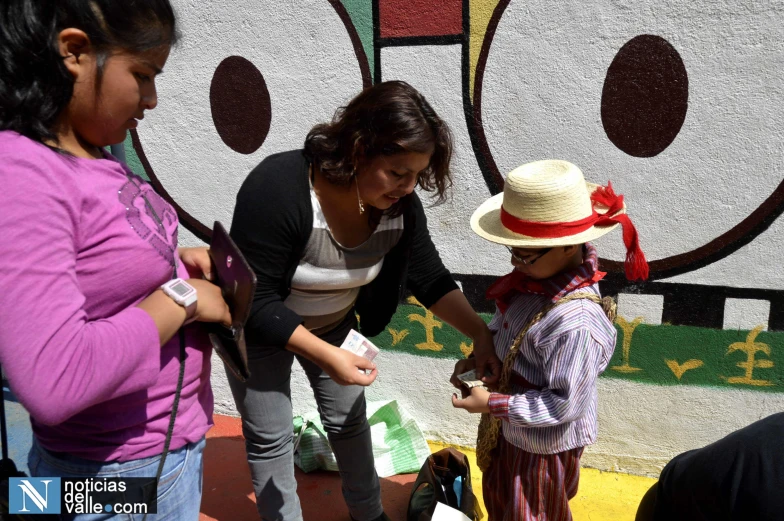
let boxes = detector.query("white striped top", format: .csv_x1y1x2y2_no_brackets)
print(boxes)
487,283,617,454
284,188,404,334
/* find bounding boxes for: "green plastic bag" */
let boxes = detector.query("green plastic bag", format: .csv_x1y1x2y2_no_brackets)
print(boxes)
293,400,431,477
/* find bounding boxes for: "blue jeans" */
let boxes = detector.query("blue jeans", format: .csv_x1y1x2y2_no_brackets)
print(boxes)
28,436,205,521
227,315,382,521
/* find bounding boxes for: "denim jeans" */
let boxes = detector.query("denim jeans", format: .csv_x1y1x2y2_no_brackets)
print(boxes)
227,315,382,521
28,436,205,521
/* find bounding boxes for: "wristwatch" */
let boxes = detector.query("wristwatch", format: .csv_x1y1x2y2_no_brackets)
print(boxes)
160,278,198,324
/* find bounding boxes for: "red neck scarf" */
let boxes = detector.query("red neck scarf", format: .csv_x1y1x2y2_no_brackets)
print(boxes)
486,243,605,313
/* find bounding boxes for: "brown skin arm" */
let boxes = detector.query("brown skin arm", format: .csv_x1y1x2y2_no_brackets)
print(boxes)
285,325,378,386
137,279,231,345
429,289,501,386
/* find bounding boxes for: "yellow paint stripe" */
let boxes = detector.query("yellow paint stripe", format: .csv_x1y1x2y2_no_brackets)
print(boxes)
427,441,656,520
469,0,501,103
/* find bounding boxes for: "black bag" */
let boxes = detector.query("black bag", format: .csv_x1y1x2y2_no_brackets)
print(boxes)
407,448,479,521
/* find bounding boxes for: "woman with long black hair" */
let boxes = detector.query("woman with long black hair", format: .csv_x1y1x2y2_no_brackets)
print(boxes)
0,1,230,518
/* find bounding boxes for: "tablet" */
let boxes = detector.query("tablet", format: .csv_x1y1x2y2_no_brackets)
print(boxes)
207,221,257,381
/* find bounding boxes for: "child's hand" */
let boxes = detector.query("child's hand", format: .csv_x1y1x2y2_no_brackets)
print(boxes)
451,386,490,414
449,358,477,389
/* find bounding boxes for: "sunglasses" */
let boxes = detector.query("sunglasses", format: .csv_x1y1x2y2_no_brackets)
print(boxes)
505,246,552,266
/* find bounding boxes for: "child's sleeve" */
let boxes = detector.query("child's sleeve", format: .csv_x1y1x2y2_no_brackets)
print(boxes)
488,327,600,427
487,308,502,335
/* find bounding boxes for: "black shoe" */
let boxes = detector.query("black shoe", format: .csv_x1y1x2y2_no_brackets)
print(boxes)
350,513,391,521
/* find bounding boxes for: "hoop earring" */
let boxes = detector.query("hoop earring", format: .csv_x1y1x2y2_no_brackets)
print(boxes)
354,171,365,215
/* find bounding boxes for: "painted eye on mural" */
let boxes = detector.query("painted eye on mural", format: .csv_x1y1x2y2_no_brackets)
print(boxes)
474,0,784,281
132,0,370,241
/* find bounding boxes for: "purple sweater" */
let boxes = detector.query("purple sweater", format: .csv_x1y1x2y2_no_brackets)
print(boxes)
0,131,213,462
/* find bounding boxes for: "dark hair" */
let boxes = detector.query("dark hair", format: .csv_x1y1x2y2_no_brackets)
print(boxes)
0,0,179,145
304,80,453,213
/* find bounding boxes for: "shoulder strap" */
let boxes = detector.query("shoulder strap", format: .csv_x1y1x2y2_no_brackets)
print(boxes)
141,328,186,521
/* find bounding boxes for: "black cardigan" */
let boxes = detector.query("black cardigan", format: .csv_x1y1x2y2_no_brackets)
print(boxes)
230,150,459,349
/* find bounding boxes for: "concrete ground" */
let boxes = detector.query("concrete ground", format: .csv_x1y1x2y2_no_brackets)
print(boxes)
2,391,655,520
202,415,656,521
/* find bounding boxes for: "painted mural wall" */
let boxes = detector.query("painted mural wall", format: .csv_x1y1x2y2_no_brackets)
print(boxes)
125,0,784,476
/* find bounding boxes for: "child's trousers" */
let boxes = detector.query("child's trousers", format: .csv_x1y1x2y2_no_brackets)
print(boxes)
483,436,584,521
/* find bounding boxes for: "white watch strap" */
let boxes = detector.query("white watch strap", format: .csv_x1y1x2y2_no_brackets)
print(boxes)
161,279,198,324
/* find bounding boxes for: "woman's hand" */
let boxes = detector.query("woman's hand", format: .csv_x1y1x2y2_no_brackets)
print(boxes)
179,247,213,281
451,386,490,414
449,357,476,389
286,326,378,386
471,326,502,387
190,279,231,327
319,348,378,386
428,289,501,385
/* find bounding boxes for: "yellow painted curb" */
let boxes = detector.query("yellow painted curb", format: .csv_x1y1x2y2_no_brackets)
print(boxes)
427,441,656,521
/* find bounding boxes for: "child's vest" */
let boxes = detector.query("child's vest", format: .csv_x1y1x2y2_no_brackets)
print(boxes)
476,292,617,471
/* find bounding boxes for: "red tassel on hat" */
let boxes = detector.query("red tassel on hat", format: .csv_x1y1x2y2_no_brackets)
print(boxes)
591,182,649,281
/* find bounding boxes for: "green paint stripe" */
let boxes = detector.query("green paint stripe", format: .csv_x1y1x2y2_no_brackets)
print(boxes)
368,304,784,393
122,131,148,180
368,304,486,360
340,0,374,76
606,323,784,392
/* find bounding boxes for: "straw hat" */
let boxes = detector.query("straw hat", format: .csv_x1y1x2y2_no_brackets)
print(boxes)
470,160,626,247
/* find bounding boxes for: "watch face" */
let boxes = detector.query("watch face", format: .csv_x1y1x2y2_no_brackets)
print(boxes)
171,281,192,297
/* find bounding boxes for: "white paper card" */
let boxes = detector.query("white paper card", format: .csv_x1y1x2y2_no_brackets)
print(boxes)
456,369,485,389
432,502,472,521
340,329,380,361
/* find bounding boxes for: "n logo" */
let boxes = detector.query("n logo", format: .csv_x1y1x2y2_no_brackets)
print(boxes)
9,477,61,514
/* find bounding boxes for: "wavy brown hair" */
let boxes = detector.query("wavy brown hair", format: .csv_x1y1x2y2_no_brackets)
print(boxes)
304,80,453,214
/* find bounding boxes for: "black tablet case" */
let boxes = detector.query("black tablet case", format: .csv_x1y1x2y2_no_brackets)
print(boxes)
208,221,256,381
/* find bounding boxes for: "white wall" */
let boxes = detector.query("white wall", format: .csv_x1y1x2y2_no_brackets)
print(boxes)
135,0,784,476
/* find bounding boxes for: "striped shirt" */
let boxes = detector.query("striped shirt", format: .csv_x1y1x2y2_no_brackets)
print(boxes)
284,187,404,334
487,283,617,454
